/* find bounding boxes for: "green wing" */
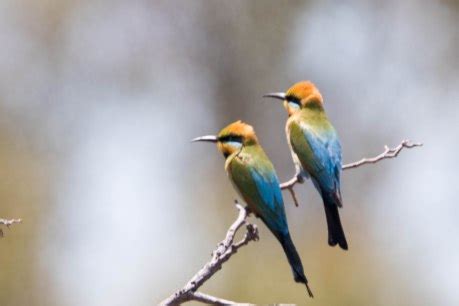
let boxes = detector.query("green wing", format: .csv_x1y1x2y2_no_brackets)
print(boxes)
228,147,288,236
289,118,342,194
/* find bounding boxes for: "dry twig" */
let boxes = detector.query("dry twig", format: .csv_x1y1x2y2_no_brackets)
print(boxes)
0,218,22,237
280,140,422,206
159,203,259,305
342,140,423,170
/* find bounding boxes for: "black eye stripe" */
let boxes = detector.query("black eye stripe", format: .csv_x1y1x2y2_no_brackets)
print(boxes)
218,135,243,143
286,96,301,105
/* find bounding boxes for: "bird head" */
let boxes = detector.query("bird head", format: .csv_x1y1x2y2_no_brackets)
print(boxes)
192,121,258,158
263,81,324,116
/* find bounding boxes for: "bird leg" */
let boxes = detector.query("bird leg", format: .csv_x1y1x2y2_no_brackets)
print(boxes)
296,169,305,184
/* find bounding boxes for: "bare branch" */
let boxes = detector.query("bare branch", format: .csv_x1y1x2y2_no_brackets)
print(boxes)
342,140,423,170
280,140,422,204
189,292,240,305
280,175,301,207
0,218,22,237
159,203,259,306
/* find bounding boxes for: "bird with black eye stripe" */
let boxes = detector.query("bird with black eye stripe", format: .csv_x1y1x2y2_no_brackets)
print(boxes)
264,81,348,250
192,120,314,297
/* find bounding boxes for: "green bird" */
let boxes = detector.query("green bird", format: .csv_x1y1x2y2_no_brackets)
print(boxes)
264,81,348,250
193,120,313,297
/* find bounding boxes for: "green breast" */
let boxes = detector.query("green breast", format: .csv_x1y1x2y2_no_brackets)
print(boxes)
287,109,332,176
227,146,274,213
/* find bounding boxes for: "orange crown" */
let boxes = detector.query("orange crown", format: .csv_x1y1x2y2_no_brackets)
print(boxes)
286,81,323,104
218,121,258,145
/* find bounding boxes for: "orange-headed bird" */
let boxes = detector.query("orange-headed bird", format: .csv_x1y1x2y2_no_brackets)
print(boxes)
193,121,313,297
264,81,348,250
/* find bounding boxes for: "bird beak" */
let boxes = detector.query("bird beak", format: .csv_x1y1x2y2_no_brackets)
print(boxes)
191,135,218,143
262,92,286,101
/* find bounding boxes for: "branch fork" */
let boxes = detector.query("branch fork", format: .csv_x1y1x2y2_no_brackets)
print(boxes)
160,203,259,305
0,218,21,237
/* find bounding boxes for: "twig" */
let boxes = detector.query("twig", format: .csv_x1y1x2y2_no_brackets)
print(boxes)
280,140,423,205
159,203,259,305
280,175,302,207
0,218,22,237
342,140,422,170
189,292,243,305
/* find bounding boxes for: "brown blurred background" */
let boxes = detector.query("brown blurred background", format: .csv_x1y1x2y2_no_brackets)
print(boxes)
0,1,458,305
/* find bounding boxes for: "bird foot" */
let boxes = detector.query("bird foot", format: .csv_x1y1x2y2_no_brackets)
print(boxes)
296,172,305,184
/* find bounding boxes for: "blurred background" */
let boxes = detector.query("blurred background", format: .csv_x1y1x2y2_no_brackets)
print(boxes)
0,1,458,305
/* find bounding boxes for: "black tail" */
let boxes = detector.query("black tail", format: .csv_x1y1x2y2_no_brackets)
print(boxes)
278,233,314,298
324,201,348,250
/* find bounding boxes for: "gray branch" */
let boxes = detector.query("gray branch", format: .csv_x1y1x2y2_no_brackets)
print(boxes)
280,140,422,206
342,140,422,170
159,203,259,305
0,218,22,237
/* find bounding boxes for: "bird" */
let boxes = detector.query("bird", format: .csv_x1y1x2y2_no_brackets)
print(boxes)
263,81,348,250
192,120,313,297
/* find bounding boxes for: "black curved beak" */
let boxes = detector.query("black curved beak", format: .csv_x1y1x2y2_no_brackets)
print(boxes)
191,135,218,143
263,92,286,101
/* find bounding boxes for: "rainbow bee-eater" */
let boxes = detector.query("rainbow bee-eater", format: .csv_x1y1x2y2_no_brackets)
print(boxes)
264,81,348,250
192,121,313,297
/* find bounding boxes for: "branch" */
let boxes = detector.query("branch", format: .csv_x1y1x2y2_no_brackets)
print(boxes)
0,218,22,237
342,140,423,170
159,203,259,305
280,175,302,207
280,140,423,206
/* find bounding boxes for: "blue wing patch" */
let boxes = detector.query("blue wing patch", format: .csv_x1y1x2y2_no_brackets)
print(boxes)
249,167,288,235
300,125,342,194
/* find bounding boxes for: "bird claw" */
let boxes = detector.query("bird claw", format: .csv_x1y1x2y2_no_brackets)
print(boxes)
296,172,305,184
